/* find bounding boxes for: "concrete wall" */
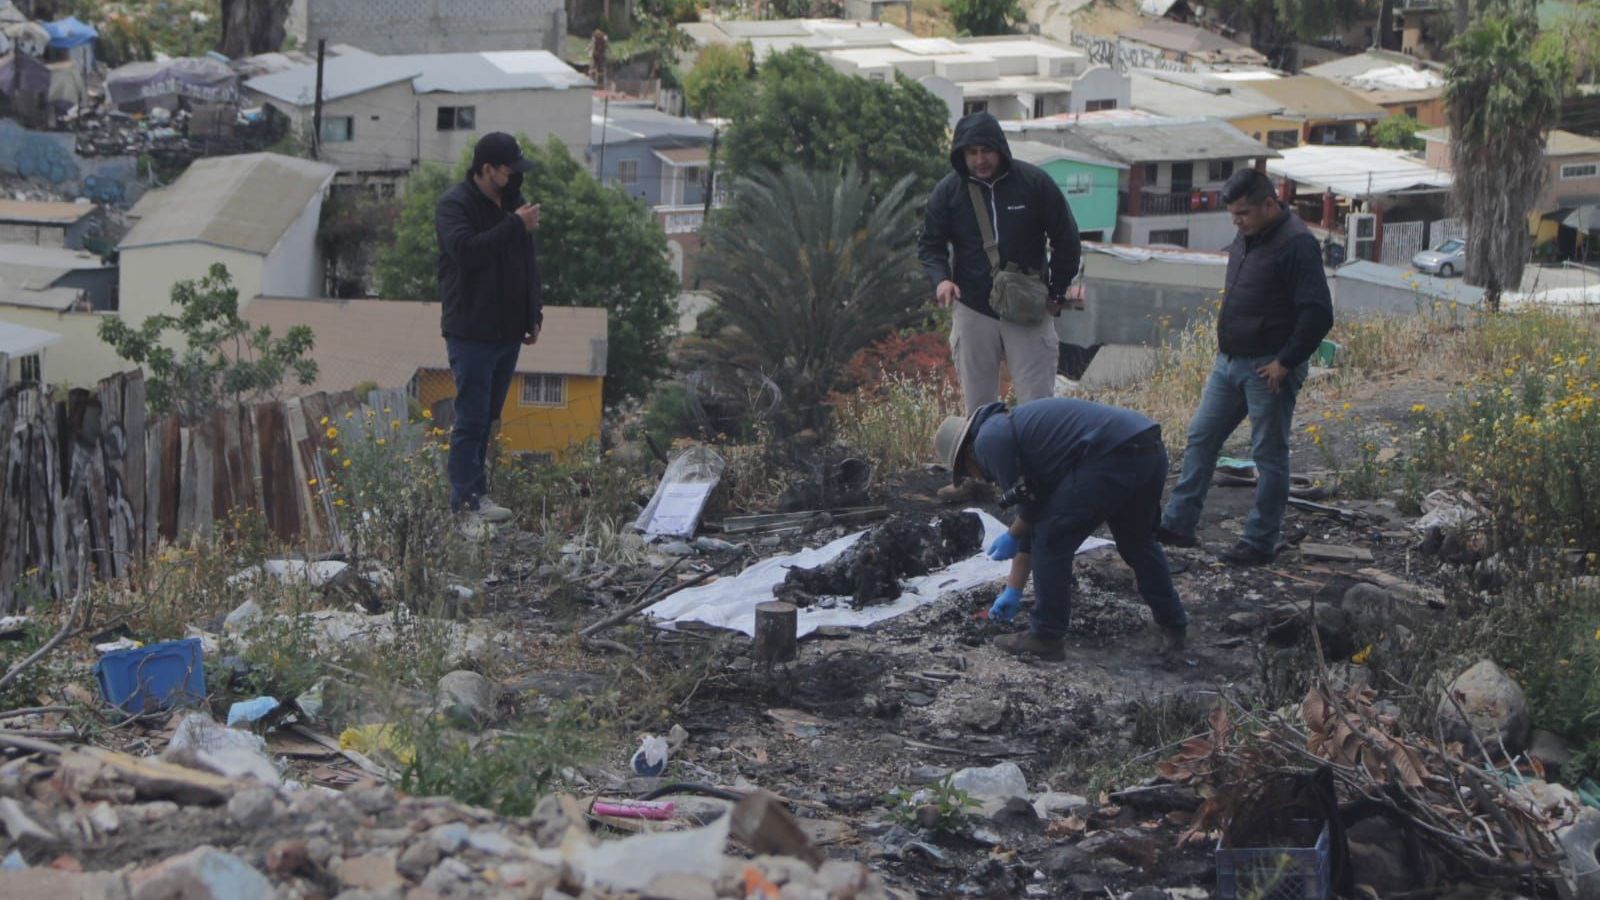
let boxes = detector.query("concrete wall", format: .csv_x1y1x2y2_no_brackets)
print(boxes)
1068,66,1130,114
1039,158,1120,237
295,0,565,55
417,88,590,167
1116,212,1236,251
1543,152,1600,215
595,140,709,208
261,190,328,299
0,214,98,249
1058,253,1225,346
251,80,420,173
119,245,266,323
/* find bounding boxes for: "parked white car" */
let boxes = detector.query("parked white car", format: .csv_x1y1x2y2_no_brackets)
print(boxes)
1412,238,1466,277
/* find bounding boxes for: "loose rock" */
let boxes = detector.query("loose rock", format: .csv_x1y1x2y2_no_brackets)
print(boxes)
1438,659,1532,756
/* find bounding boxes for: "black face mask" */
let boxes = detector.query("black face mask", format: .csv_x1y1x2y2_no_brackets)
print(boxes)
502,171,525,209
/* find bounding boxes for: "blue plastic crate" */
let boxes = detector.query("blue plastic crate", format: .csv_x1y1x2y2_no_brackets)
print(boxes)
93,638,207,714
1216,820,1331,900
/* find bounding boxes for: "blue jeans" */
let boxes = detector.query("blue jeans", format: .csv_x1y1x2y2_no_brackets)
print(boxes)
446,337,522,512
1162,353,1308,553
1024,444,1189,639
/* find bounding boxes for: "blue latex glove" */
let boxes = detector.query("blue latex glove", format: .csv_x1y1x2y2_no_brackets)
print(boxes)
989,586,1023,623
987,531,1019,561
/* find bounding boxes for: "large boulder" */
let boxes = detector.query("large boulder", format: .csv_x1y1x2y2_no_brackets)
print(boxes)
1437,660,1531,755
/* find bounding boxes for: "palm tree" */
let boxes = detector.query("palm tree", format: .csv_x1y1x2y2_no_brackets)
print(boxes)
698,165,926,434
1444,10,1566,311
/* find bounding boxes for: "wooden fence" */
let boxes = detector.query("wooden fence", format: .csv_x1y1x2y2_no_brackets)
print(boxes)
0,363,415,614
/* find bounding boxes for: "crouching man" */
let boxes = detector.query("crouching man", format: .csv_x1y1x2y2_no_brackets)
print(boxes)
932,398,1189,660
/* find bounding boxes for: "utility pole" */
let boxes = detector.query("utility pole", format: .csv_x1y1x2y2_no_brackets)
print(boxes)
311,38,326,160
596,93,610,184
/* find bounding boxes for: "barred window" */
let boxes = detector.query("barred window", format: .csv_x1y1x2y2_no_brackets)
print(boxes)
520,374,566,406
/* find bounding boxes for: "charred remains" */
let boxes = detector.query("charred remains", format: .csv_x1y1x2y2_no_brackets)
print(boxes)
775,511,985,609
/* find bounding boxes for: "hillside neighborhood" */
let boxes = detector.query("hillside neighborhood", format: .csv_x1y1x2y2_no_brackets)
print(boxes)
0,0,1599,898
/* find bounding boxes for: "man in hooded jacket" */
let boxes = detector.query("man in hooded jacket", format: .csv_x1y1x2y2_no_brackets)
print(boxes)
918,112,1081,429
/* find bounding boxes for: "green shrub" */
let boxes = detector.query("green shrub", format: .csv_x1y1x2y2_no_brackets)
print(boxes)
398,705,594,816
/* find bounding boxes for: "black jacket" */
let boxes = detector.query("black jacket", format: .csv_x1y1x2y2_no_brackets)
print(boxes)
917,112,1081,319
970,399,1156,524
435,178,542,343
1218,208,1333,367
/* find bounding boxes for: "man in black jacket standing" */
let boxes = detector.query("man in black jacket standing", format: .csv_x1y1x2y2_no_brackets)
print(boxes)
918,112,1080,449
435,132,543,531
1157,168,1333,565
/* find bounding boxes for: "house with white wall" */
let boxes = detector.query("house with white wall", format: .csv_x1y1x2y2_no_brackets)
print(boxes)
819,35,1129,125
0,152,347,390
1006,111,1277,250
243,48,592,188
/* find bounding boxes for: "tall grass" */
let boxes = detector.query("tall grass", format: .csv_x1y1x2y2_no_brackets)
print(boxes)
832,372,963,474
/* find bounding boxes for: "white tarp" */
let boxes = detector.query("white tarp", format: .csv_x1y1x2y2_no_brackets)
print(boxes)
643,510,1113,637
1350,64,1443,92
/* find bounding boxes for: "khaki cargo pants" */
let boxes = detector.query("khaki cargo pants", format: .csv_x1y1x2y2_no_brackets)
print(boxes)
949,300,1060,416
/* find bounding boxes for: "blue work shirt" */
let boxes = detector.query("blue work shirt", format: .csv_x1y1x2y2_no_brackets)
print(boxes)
970,398,1157,522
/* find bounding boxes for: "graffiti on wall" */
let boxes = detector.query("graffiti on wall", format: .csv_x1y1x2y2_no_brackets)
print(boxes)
1071,33,1192,74
0,120,144,207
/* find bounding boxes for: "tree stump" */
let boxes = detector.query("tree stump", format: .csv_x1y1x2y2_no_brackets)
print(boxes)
753,601,798,669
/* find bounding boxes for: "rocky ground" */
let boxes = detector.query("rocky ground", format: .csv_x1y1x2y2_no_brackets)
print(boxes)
0,374,1592,898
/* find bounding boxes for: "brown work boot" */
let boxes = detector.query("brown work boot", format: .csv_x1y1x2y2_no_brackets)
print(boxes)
993,630,1066,661
936,480,994,504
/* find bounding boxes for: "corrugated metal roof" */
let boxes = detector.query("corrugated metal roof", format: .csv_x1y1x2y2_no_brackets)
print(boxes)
1267,145,1451,198
1024,115,1276,164
119,153,336,255
591,99,714,147
1237,76,1386,120
0,243,108,286
1122,20,1255,57
245,50,589,106
0,199,93,225
1305,50,1445,83
1130,70,1284,120
1007,139,1128,169
1333,260,1484,303
242,299,608,393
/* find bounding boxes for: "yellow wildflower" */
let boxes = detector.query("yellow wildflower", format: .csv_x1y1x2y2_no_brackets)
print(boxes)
319,416,330,426
342,459,352,469
325,426,339,440
1410,403,1426,413
308,478,319,486
422,409,433,420
376,438,386,446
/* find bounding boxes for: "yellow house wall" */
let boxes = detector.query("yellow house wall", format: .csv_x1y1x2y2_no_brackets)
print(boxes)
1230,114,1299,146
0,307,118,389
416,368,603,459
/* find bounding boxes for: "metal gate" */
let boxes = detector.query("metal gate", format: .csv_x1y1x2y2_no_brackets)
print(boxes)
1431,217,1466,246
1381,220,1426,265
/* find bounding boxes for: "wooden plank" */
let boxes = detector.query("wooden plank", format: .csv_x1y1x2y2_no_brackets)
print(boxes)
97,373,130,579
193,419,215,545
155,416,182,546
1299,543,1375,563
254,402,299,542
122,372,146,564
176,426,196,543
211,407,235,522
233,404,259,515
283,397,320,544
45,395,65,602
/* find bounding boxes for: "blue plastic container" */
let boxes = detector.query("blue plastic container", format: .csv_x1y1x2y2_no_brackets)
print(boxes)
93,638,207,714
1216,821,1331,900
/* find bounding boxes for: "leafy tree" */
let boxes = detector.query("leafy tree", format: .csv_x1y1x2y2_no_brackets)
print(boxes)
97,264,317,423
374,163,452,301
698,166,926,434
723,48,950,196
319,186,397,298
1445,9,1566,311
372,140,678,408
1371,114,1424,151
947,0,1024,36
683,42,754,119
1206,0,1366,61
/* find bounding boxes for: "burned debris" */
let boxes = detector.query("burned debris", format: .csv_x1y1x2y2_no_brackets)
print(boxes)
775,510,984,609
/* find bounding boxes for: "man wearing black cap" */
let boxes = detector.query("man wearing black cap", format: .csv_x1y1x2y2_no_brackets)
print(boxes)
435,132,543,533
